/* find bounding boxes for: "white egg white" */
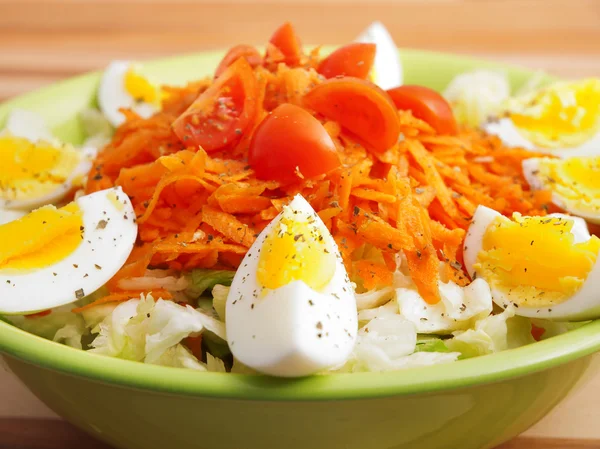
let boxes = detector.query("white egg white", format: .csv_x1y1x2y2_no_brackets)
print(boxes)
98,61,159,127
484,118,600,158
522,158,600,224
463,205,600,321
226,194,358,377
0,187,138,314
355,21,403,90
1,110,98,211
0,208,25,226
2,109,55,143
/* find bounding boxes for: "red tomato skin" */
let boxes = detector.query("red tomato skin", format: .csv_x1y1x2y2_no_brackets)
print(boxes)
173,58,258,152
215,45,263,78
318,43,376,80
269,22,303,66
249,103,340,183
303,77,401,153
387,85,458,135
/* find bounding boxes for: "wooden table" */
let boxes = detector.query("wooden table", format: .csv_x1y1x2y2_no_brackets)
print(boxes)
1,0,600,447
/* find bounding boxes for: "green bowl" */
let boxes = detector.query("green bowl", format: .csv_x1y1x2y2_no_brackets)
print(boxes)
1,50,600,449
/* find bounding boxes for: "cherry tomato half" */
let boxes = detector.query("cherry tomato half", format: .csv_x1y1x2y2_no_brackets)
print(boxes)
387,85,458,135
249,103,340,183
215,45,263,78
269,22,303,66
318,43,376,80
303,77,401,153
173,57,258,152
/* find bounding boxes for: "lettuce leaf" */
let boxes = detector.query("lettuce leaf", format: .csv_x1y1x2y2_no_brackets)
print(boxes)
445,307,535,359
186,269,235,299
414,336,450,353
211,284,230,321
90,294,227,364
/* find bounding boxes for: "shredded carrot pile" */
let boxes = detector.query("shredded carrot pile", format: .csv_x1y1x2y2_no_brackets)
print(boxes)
84,52,553,309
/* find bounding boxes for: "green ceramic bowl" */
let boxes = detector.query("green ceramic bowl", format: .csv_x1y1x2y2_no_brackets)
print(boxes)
1,50,600,449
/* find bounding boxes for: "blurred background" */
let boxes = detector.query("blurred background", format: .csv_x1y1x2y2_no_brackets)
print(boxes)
0,0,599,102
0,0,600,445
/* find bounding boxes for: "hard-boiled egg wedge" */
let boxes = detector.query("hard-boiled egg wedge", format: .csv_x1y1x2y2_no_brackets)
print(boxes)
226,194,357,377
464,205,600,321
443,70,510,127
98,61,161,127
0,187,137,314
0,110,96,211
523,156,600,224
483,79,600,158
355,21,403,89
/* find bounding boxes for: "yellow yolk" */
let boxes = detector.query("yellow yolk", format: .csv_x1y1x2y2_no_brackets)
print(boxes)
257,211,336,291
475,214,600,307
536,156,600,215
0,202,83,271
0,136,82,202
124,69,160,105
509,79,600,149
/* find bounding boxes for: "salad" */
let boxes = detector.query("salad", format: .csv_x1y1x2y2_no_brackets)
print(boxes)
0,22,599,377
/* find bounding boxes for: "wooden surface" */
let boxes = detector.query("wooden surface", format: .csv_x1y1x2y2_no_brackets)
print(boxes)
1,0,600,447
1,419,600,449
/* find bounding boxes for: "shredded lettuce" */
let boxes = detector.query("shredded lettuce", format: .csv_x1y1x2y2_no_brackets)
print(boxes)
155,344,207,371
446,307,534,359
211,284,230,321
80,108,113,149
186,269,235,299
415,336,450,353
334,315,460,373
443,70,510,127
89,294,226,364
5,304,87,349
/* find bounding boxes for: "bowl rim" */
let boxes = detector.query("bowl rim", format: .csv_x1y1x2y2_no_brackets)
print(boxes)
2,48,600,401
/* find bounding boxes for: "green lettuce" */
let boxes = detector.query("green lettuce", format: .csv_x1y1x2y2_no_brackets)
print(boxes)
415,336,450,353
186,269,235,299
446,307,535,359
211,284,230,321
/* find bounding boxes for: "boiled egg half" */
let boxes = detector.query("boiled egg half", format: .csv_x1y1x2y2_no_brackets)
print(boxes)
523,156,600,224
226,194,357,377
464,205,600,320
483,79,600,158
98,61,161,127
0,187,137,314
355,21,403,90
0,110,96,211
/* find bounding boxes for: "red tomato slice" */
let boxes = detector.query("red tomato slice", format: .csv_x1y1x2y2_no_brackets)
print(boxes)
387,85,458,135
318,43,376,80
214,45,263,78
303,77,401,153
249,103,340,183
173,57,258,152
269,22,303,66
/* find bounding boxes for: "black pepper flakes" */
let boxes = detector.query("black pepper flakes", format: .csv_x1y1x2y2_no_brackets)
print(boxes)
75,288,85,299
96,220,108,230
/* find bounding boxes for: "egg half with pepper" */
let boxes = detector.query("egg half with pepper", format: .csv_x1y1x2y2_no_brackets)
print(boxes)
0,109,96,211
464,205,600,321
98,61,161,127
523,156,600,224
0,187,137,314
355,21,403,90
484,79,600,158
226,194,357,377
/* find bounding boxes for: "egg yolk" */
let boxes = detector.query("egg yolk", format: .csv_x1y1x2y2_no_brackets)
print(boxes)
257,208,336,291
124,69,160,105
536,156,600,215
509,79,600,149
0,136,82,202
0,202,83,271
475,214,600,307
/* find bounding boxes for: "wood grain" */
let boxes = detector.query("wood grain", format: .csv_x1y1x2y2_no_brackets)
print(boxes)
1,419,600,449
0,0,599,100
